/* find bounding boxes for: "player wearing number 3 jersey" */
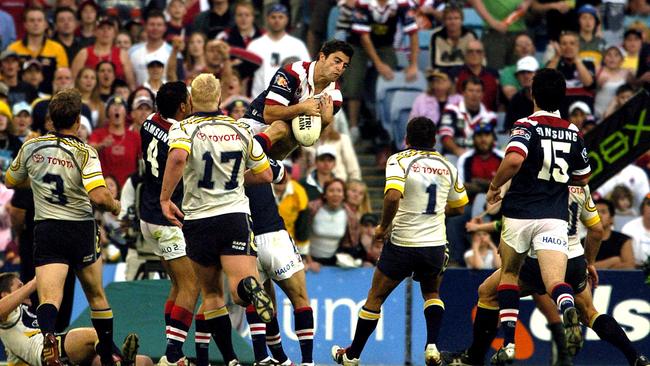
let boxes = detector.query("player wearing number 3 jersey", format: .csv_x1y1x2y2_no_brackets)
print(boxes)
332,117,468,366
5,89,122,366
485,69,592,365
139,82,200,366
160,73,274,366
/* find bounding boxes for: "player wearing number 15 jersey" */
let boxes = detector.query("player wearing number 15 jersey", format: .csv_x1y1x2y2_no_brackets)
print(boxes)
5,89,122,366
485,69,592,364
139,82,200,366
332,117,468,366
160,74,274,366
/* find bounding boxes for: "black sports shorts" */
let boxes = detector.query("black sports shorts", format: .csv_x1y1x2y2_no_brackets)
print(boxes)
183,212,256,266
33,220,100,270
377,241,449,282
519,255,588,296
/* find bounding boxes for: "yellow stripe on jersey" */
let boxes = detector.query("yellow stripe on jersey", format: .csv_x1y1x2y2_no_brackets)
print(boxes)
384,182,404,194
359,309,381,320
424,298,445,310
204,306,229,319
453,180,466,194
584,196,597,212
169,142,191,153
448,195,469,208
4,171,18,186
583,214,601,228
24,329,40,338
248,141,265,162
82,171,103,179
385,175,405,182
84,178,106,193
250,160,270,174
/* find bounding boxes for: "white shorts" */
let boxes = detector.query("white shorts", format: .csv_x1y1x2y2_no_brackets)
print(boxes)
256,230,304,282
237,117,268,135
140,220,187,260
501,217,569,256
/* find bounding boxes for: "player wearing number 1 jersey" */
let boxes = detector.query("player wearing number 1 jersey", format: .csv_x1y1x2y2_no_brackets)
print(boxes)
485,69,592,364
160,74,274,366
5,89,122,366
332,117,468,366
139,82,199,366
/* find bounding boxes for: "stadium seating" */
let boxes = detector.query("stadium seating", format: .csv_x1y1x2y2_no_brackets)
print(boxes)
375,71,427,141
388,90,422,148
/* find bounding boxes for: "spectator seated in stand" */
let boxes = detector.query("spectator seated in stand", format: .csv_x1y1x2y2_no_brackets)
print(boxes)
621,193,650,267
300,145,337,202
503,56,538,132
594,199,636,269
457,122,504,200
429,4,477,75
453,39,499,111
464,230,501,270
499,33,537,101
409,68,462,126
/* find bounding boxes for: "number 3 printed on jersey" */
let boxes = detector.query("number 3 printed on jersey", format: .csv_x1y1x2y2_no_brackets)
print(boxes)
538,139,571,183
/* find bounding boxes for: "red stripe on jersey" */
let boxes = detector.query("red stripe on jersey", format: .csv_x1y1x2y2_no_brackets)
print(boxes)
264,99,283,106
571,172,591,180
506,146,527,158
497,284,520,291
285,64,300,80
151,113,173,131
531,115,571,129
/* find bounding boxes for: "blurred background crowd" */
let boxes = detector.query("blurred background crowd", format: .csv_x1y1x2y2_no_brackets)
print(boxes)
0,0,649,281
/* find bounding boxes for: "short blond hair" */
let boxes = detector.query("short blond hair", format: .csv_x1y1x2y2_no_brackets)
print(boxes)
191,73,221,112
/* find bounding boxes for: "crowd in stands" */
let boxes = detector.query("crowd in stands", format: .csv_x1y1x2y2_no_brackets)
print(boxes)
0,0,649,277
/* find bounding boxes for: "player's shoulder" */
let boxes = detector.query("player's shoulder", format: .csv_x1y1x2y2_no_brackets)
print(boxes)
282,61,311,81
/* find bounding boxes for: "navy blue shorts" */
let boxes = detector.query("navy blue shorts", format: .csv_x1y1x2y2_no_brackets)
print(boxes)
377,241,449,282
183,213,256,267
519,255,588,295
33,220,100,270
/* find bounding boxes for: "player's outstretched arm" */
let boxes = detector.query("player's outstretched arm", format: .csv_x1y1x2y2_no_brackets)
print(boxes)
89,186,121,216
244,166,273,185
0,279,36,319
487,152,524,204
264,98,319,124
160,148,187,228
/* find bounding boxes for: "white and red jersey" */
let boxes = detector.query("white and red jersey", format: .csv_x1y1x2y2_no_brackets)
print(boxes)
244,60,343,124
437,99,497,152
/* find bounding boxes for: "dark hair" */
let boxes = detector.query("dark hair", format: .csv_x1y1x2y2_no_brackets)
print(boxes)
442,3,463,19
144,9,166,22
49,89,82,130
322,178,347,204
594,198,615,218
406,117,436,149
157,81,188,119
24,7,46,21
95,60,115,72
0,273,17,296
320,40,354,60
54,7,76,22
532,68,566,112
616,83,635,96
112,78,128,91
461,76,483,91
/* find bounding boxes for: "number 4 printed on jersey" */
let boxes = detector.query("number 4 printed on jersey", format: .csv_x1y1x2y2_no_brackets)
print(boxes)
538,140,571,183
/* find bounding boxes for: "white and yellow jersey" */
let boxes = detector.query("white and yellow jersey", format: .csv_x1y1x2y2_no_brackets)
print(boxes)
0,305,44,366
168,113,270,220
384,149,469,247
6,134,105,221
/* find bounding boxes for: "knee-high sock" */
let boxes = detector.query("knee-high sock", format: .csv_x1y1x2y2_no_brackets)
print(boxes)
205,307,237,363
246,305,269,361
347,307,380,360
165,305,193,362
467,302,499,363
90,308,114,362
591,313,639,365
164,301,174,333
294,307,314,364
551,282,575,313
497,284,520,347
37,303,58,334
194,313,211,366
266,314,288,363
423,299,445,346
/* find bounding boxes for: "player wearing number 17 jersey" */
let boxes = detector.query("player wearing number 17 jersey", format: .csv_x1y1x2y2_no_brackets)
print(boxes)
332,117,468,366
485,68,592,364
5,89,122,366
160,74,274,366
139,82,199,366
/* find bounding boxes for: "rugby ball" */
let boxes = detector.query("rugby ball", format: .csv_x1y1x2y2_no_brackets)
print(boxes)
291,115,321,147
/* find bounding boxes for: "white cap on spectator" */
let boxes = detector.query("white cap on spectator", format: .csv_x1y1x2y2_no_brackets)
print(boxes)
79,114,92,134
516,56,539,73
132,95,154,110
569,101,592,115
316,145,337,160
11,101,32,116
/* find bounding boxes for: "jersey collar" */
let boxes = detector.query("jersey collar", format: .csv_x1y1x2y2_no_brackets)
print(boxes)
530,110,561,118
53,132,84,143
191,110,222,118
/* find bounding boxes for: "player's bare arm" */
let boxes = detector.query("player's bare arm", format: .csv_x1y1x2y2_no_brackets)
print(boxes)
4,176,31,190
89,186,121,216
243,166,273,186
160,148,187,228
264,98,320,123
374,189,401,242
0,279,36,319
486,152,525,204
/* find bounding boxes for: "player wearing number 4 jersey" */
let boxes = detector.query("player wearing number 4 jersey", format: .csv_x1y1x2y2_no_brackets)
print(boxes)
139,82,199,366
332,117,469,366
160,74,274,366
5,89,122,366
485,68,592,364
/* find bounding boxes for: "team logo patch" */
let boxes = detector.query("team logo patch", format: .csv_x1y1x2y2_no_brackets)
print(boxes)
197,132,207,141
274,72,291,91
581,148,589,163
32,153,44,163
511,128,531,140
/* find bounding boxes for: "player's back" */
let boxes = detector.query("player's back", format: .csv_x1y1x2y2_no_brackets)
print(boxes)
140,112,183,225
9,134,102,221
169,114,268,220
566,185,599,258
386,149,468,247
502,110,591,221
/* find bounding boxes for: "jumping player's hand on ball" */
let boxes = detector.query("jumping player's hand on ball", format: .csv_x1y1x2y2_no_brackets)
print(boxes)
161,200,184,228
320,94,333,122
301,98,321,116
